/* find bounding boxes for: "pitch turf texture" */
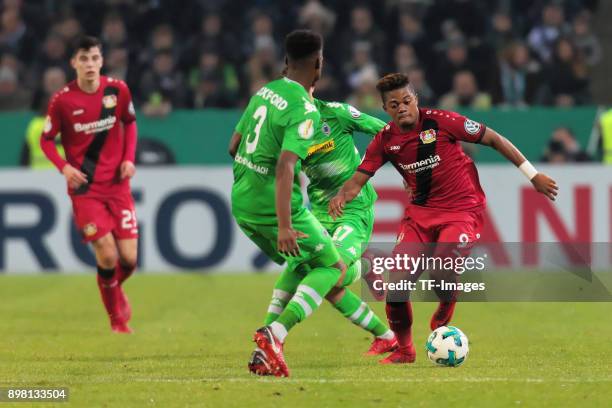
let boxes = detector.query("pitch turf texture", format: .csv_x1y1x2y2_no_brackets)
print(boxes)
1,274,611,407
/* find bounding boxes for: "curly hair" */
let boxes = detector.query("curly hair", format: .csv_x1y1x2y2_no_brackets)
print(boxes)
376,73,413,101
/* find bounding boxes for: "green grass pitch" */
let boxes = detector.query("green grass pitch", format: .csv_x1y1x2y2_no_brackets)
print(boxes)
1,273,611,407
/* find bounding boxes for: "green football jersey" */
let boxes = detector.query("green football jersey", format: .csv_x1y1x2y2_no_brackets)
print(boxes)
303,100,386,223
231,77,320,223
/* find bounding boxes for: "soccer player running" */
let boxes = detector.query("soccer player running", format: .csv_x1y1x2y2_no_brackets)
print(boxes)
230,30,346,377
40,36,138,334
330,73,558,363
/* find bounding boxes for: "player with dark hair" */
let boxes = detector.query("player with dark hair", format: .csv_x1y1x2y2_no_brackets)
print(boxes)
40,36,138,334
230,30,346,377
330,73,558,363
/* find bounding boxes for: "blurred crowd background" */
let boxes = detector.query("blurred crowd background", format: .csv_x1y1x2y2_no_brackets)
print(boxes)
1,0,609,165
0,0,603,113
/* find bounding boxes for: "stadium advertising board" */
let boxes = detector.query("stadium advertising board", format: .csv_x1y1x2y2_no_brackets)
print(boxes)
0,165,609,273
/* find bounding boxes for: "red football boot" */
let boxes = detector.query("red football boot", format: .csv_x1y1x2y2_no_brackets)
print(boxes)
253,327,290,377
379,344,416,364
97,275,132,334
430,301,457,331
248,348,272,376
365,336,399,356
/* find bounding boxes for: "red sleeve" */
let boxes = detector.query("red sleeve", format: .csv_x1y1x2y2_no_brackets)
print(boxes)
123,121,138,163
443,111,486,143
120,81,136,124
40,95,67,172
357,129,387,176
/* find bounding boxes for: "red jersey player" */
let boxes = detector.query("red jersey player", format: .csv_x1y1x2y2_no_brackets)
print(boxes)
40,36,138,334
330,73,558,363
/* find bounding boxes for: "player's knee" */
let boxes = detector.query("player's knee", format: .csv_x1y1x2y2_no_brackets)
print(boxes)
118,250,137,270
94,243,118,269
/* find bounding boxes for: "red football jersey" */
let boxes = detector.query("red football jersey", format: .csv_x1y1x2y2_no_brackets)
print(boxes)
42,76,136,196
358,108,486,212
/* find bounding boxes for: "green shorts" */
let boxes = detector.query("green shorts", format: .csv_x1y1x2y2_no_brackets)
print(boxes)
235,207,340,269
319,206,374,267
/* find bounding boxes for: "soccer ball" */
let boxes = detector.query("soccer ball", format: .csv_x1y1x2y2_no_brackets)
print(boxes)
426,326,469,367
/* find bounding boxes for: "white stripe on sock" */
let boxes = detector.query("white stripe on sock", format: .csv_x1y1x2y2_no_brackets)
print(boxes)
273,289,292,301
269,322,288,343
267,304,284,315
377,329,395,340
297,284,323,306
293,294,313,317
359,310,374,329
349,302,367,322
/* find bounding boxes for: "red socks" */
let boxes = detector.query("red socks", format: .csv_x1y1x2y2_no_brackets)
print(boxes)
116,262,135,285
430,301,457,331
385,301,414,349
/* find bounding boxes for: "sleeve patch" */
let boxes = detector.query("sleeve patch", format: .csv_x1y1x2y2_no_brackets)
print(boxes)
298,119,315,139
44,116,52,133
348,105,361,118
464,119,481,135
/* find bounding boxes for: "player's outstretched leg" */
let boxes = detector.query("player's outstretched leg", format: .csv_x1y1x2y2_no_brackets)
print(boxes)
380,302,416,364
430,300,457,331
254,264,343,377
326,282,397,356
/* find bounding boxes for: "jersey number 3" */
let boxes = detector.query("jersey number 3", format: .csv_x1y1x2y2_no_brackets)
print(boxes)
246,105,267,154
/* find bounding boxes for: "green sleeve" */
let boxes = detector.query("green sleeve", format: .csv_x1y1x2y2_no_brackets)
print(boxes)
234,101,252,135
281,105,320,159
339,103,386,137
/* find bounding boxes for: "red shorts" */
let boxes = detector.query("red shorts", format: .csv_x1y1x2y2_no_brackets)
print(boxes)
395,205,484,259
71,191,138,242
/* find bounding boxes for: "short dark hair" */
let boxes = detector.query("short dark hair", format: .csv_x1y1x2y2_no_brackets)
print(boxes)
284,29,322,62
376,73,413,100
71,35,102,56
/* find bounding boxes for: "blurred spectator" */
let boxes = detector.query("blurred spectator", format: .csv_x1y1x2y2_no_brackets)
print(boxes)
298,0,336,39
189,48,239,108
396,12,430,65
344,41,379,92
0,6,35,62
488,11,519,51
407,67,436,107
52,16,82,45
438,70,492,110
430,38,477,97
101,13,130,50
138,24,178,73
498,42,541,106
311,70,342,102
339,6,385,67
30,66,66,112
0,64,30,110
30,33,69,83
243,11,278,61
139,50,187,116
21,66,66,168
527,2,568,63
393,43,419,75
541,126,591,162
244,36,280,97
182,12,239,70
346,66,379,111
539,37,590,106
570,10,601,66
104,47,130,82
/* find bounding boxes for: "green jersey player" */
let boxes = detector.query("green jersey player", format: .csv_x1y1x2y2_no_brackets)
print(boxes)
260,92,399,356
229,30,345,377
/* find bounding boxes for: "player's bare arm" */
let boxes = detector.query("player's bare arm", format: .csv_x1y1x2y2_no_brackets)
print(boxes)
228,132,242,158
276,150,307,256
329,171,370,220
480,127,559,201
